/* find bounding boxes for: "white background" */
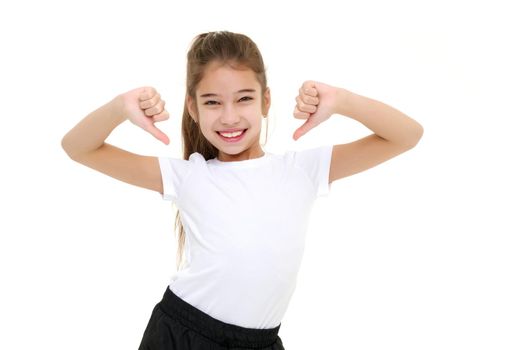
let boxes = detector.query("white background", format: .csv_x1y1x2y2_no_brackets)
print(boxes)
1,0,524,349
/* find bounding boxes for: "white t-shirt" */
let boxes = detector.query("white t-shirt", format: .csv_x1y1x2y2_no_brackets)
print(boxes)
158,144,333,329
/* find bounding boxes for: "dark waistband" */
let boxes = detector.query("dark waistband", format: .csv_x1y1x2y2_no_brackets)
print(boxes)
158,286,281,348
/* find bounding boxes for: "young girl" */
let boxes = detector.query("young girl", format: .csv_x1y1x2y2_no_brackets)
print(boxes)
62,31,423,350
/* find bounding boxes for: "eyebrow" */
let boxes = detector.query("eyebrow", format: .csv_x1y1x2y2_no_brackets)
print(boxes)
199,89,257,98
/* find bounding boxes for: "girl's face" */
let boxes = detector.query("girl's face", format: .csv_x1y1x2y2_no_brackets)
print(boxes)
187,61,270,162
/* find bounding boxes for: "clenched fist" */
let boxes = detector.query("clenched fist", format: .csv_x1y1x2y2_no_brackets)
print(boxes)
119,86,170,145
293,80,339,141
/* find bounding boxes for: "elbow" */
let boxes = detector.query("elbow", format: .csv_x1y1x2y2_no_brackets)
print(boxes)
400,122,424,149
61,134,72,158
61,134,101,163
410,123,424,147
61,134,81,161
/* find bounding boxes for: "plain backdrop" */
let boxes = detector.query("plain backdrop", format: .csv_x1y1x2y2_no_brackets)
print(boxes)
1,0,524,349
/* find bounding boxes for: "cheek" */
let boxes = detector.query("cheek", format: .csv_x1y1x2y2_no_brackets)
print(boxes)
197,109,217,122
240,104,262,115
198,114,219,134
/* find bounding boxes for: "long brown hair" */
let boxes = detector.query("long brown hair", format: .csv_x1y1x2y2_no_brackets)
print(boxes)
175,31,269,270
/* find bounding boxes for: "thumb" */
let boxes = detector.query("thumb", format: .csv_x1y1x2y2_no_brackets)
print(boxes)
293,117,317,141
144,124,170,145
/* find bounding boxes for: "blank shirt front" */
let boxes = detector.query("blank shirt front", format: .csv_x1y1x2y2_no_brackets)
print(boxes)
158,145,333,329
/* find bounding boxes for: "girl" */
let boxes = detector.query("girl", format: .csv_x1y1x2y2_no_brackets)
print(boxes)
62,31,423,350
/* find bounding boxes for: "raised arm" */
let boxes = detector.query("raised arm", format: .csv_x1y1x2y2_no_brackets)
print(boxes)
61,86,170,193
293,81,424,183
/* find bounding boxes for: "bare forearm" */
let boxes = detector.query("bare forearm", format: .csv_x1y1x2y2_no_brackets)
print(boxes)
61,95,124,159
335,88,423,146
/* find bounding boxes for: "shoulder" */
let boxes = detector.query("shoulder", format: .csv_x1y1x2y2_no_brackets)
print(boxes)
285,144,333,166
159,152,205,166
158,151,207,181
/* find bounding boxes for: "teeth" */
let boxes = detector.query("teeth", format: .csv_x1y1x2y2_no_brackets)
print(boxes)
219,130,244,138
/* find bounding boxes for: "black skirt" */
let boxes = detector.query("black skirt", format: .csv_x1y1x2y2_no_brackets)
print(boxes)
139,286,285,349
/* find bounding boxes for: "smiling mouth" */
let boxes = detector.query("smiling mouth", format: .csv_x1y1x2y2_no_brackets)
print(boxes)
216,129,247,136
216,129,247,141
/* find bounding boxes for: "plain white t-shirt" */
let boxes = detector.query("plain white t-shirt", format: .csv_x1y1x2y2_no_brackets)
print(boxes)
158,144,333,329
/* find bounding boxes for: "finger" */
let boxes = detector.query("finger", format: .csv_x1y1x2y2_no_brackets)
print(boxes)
299,90,319,105
296,94,319,111
295,96,317,114
144,99,166,117
301,81,318,96
302,80,316,91
293,106,310,119
144,123,170,145
152,110,170,123
293,116,318,141
304,87,318,97
139,86,157,101
139,93,160,109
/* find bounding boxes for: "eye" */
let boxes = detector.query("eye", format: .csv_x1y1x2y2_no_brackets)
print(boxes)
239,96,253,102
204,100,219,105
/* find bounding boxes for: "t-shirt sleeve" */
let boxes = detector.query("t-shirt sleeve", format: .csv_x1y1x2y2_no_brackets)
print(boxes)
157,157,192,201
293,144,333,198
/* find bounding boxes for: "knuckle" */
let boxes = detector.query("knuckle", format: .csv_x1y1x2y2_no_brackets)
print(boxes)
300,90,308,99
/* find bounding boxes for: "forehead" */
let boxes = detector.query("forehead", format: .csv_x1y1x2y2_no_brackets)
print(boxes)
197,61,259,94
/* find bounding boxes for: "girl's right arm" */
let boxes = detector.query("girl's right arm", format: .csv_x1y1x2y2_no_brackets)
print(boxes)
61,86,170,194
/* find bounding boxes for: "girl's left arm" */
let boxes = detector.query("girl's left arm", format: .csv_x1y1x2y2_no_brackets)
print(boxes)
293,81,424,184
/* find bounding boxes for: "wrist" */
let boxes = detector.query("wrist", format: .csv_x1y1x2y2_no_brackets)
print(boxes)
335,88,365,118
333,87,350,116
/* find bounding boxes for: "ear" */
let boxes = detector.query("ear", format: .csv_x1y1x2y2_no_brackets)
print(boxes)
262,87,271,116
186,95,198,122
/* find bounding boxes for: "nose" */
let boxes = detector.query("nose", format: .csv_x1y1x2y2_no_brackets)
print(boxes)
219,103,241,125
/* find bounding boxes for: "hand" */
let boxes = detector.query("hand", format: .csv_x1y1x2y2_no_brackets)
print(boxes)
292,80,339,141
119,86,170,145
